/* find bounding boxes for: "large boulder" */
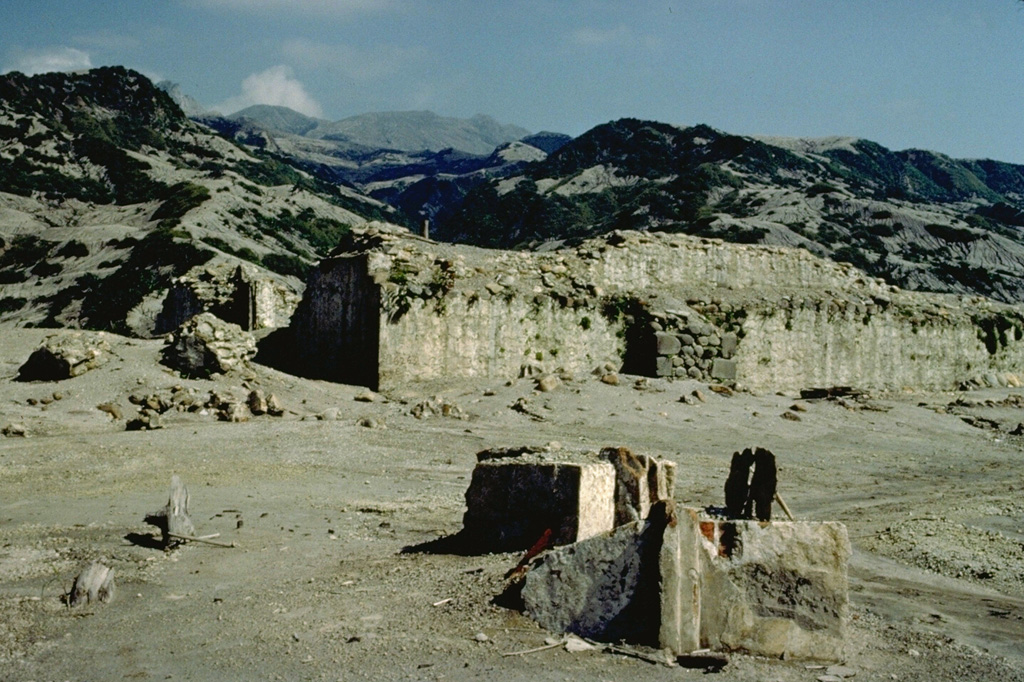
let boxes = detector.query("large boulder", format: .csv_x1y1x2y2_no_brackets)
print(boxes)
162,313,256,378
17,332,111,381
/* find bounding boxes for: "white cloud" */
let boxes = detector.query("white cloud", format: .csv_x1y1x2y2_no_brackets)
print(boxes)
3,46,92,75
282,38,425,81
212,65,324,117
188,0,400,17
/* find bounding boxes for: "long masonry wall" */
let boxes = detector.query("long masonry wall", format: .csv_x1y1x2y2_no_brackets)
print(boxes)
292,226,1024,392
735,304,1024,392
377,292,621,386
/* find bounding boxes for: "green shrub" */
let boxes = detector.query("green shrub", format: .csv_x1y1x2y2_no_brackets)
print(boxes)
56,240,90,258
152,182,211,223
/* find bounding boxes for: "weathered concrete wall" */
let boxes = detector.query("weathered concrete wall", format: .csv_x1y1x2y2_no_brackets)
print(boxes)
293,224,1024,392
582,231,888,296
733,301,1024,392
377,288,621,386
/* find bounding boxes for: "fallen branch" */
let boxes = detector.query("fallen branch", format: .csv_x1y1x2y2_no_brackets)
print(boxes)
167,532,236,548
501,641,563,657
774,492,795,521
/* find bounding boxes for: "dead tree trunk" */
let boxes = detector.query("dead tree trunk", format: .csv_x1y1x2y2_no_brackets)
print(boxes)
144,475,195,548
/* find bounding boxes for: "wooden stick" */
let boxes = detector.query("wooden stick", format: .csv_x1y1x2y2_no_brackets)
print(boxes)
774,492,795,521
167,532,236,548
501,641,563,657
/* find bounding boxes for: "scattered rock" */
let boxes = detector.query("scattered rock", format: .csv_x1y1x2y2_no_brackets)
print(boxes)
410,396,465,419
354,389,378,403
790,402,808,412
781,411,802,422
17,331,111,381
537,374,561,392
247,389,268,416
708,385,733,397
357,417,385,429
162,312,256,378
2,423,27,437
600,373,620,386
219,402,249,422
825,665,857,678
266,393,285,417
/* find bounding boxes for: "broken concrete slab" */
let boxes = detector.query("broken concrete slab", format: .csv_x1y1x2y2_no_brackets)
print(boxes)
518,505,850,661
599,446,676,526
462,446,616,552
698,518,850,660
462,445,677,552
521,503,675,644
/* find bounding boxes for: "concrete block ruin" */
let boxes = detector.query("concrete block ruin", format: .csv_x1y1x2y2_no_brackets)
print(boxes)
288,223,1024,392
520,502,851,661
461,445,675,552
154,261,300,336
458,444,849,660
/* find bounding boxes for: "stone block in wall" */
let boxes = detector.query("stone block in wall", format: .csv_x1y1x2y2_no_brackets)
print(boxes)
720,332,738,359
656,331,682,356
462,448,616,552
656,356,674,377
711,358,737,381
697,519,850,660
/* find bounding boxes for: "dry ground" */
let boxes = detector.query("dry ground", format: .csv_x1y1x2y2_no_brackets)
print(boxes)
0,328,1022,681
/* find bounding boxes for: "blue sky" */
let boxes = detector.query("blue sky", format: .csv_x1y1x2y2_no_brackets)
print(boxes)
3,1,1023,162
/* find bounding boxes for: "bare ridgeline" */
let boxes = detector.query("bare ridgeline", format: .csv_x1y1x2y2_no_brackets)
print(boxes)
125,223,1024,663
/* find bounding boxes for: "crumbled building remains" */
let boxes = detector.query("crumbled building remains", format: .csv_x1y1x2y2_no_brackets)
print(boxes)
161,312,257,378
461,444,675,552
290,223,1024,392
16,331,112,381
461,444,850,661
155,261,301,335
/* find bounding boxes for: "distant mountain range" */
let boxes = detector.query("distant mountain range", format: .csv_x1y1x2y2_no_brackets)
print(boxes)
5,67,1024,340
434,118,1024,303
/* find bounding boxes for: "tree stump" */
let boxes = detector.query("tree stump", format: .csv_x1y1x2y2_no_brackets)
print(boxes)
69,561,115,606
144,475,196,548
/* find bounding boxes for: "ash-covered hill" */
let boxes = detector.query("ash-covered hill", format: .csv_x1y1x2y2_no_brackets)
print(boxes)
0,67,400,335
435,118,1024,304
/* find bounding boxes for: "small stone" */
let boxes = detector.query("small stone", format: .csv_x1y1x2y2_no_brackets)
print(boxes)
790,402,808,412
473,632,489,642
96,402,123,420
692,389,706,403
2,423,27,437
354,389,377,402
266,393,285,417
781,411,802,422
319,408,340,421
537,374,561,392
600,373,620,386
564,635,596,652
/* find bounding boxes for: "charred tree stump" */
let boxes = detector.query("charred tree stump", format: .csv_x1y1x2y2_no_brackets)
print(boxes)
723,447,778,521
69,561,115,606
749,447,777,522
145,475,196,548
724,448,754,518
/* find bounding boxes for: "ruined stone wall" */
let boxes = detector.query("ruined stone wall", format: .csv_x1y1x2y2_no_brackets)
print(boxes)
376,290,622,386
733,300,1024,392
582,232,888,296
293,225,1024,392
